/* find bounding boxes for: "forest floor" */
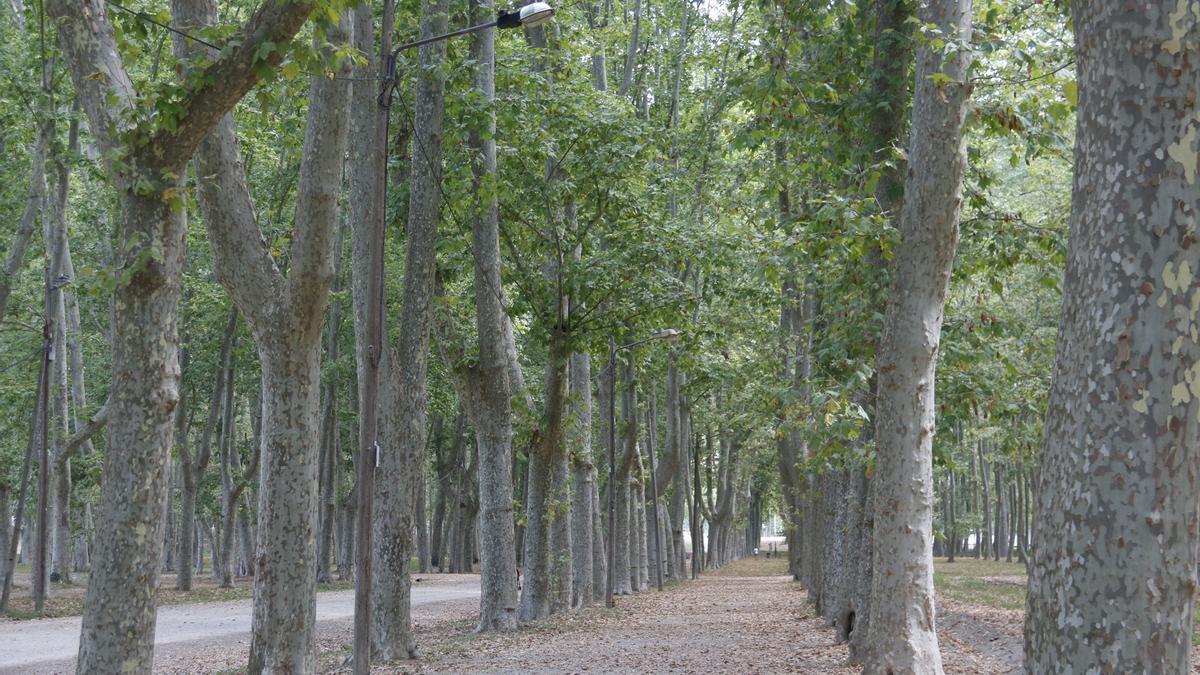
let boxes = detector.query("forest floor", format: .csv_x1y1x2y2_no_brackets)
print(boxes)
315,557,1029,674
0,575,480,674
7,557,1196,673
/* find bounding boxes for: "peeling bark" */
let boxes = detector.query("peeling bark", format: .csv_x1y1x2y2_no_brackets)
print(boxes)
1026,4,1200,672
864,0,971,671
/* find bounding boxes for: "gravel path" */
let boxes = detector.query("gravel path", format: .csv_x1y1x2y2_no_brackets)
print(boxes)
0,576,481,674
396,560,860,674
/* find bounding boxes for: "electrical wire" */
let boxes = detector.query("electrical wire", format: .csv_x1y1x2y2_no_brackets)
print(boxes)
103,0,222,51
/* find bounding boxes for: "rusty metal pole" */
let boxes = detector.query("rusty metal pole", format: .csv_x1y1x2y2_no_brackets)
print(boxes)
33,316,50,612
353,0,396,671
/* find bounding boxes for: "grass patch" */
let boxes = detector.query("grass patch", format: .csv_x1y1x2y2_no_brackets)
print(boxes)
933,557,1027,611
1,578,354,621
707,555,790,577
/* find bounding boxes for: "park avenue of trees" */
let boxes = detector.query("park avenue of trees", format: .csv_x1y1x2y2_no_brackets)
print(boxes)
0,0,1196,673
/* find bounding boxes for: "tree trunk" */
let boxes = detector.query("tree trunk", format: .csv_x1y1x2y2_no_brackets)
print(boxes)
0,123,48,323
52,0,317,667
177,310,235,591
993,463,1007,561
616,0,642,99
368,0,449,656
613,363,636,595
519,330,570,622
1026,5,1200,670
977,440,991,559
171,2,349,667
569,352,595,608
946,471,956,563
464,0,520,634
317,219,347,584
864,0,971,671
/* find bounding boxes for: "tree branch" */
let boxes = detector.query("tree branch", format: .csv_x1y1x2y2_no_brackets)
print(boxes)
150,1,317,168
61,398,109,463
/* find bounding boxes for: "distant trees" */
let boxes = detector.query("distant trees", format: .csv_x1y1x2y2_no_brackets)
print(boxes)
9,0,1175,671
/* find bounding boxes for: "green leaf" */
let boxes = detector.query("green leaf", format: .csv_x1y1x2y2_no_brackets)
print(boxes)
1062,80,1078,107
254,40,277,62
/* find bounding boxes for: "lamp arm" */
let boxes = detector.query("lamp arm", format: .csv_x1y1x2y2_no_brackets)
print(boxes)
391,18,501,55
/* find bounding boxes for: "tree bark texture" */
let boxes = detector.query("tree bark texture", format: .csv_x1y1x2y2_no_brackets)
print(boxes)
1025,4,1200,672
371,0,449,656
519,333,569,622
569,352,595,607
173,1,349,667
864,0,971,671
50,0,317,669
465,7,520,631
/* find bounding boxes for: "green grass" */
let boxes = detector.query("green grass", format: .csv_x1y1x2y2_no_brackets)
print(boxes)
933,557,1028,611
934,557,1200,647
1,578,354,621
707,555,790,577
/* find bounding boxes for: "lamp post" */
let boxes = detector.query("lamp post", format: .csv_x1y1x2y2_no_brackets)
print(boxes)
606,329,679,609
354,4,555,673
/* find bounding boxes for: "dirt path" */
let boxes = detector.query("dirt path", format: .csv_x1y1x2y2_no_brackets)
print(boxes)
357,559,1027,675
0,575,481,674
399,568,856,674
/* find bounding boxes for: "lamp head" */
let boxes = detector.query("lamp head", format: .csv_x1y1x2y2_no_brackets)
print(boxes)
497,2,554,29
651,329,681,341
518,1,556,25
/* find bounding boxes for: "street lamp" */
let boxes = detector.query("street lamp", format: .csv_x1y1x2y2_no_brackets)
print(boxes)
354,5,555,674
606,329,680,609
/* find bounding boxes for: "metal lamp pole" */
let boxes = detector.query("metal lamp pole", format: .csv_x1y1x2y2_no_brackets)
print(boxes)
605,329,679,608
353,4,555,673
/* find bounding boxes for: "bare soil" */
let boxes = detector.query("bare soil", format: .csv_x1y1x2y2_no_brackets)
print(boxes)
325,557,1029,674
14,557,1195,673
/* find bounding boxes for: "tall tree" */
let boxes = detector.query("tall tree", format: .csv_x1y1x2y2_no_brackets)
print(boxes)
466,0,521,631
177,308,237,592
47,2,317,670
864,0,971,671
1025,5,1200,672
172,1,350,667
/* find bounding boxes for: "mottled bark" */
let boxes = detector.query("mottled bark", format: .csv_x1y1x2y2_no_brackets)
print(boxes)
519,333,570,622
569,352,595,607
633,455,648,589
613,364,635,595
846,1,913,660
49,0,317,669
370,0,449,656
466,0,520,631
44,157,72,585
1025,4,1200,672
317,219,347,583
0,125,48,323
665,357,686,580
864,0,971,671
174,0,348,661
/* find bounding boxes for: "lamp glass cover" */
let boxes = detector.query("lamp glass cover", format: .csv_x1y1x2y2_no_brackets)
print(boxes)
519,1,555,25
